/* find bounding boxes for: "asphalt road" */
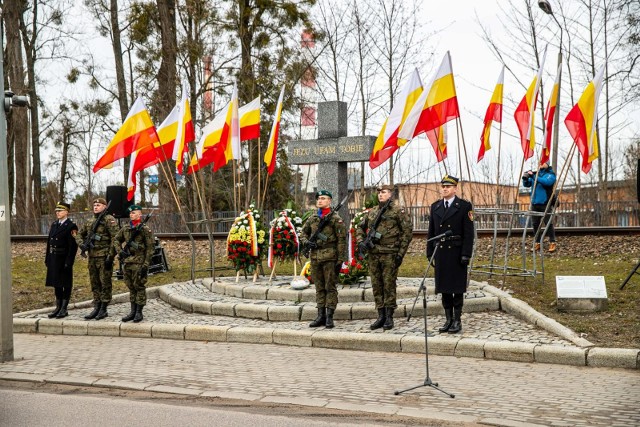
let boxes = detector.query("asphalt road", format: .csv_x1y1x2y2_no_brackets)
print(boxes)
0,382,459,427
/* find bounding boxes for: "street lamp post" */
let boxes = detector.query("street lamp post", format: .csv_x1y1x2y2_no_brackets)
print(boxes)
538,0,563,173
0,12,14,363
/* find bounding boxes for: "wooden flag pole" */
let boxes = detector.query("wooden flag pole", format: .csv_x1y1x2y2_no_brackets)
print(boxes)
269,259,278,283
495,120,504,205
257,136,262,209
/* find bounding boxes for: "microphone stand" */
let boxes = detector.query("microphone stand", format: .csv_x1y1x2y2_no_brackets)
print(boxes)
395,238,455,398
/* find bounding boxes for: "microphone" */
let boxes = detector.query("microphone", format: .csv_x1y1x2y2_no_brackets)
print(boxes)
427,230,453,242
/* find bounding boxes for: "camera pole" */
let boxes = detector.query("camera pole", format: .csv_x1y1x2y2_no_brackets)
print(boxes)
0,13,14,362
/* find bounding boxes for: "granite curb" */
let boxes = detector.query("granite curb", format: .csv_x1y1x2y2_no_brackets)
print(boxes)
12,317,639,369
479,282,596,348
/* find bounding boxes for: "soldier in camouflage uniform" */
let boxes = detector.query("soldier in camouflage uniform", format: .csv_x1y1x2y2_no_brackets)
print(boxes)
76,198,118,320
357,185,413,330
113,205,154,323
300,190,347,329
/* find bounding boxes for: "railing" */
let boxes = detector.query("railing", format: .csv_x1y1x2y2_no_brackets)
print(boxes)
9,201,640,235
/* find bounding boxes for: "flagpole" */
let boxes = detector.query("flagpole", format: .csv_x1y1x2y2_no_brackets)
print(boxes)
257,136,262,209
496,121,503,205
232,160,238,212
456,117,473,204
262,172,271,210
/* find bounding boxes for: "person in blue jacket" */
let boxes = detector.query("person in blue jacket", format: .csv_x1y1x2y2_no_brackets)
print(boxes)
522,162,557,253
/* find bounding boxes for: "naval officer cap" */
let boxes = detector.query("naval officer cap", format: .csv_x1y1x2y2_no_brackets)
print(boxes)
55,202,71,211
441,174,459,186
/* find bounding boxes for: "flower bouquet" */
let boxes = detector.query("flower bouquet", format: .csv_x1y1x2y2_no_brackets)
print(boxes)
300,260,313,284
227,204,267,276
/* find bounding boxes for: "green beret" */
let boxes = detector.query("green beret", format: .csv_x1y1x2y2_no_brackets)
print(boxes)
441,174,459,186
315,190,332,199
128,204,143,212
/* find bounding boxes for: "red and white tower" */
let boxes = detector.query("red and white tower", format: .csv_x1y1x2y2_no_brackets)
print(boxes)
300,30,317,192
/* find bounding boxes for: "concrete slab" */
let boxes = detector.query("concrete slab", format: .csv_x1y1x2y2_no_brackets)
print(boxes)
151,324,185,340
120,323,152,338
44,375,99,386
484,341,536,363
397,408,477,424
334,305,352,320
299,289,316,303
87,321,120,337
211,302,236,317
211,281,226,294
454,338,486,358
235,303,269,320
62,320,88,336
201,390,262,401
301,304,319,321
534,345,587,366
260,395,328,407
93,379,149,390
351,305,377,320
227,326,273,344
226,284,247,298
587,347,640,369
312,331,402,352
191,301,213,315
267,305,302,321
145,385,203,396
243,286,267,299
1,372,48,383
37,319,63,335
184,325,230,342
273,329,314,347
266,287,299,302
337,288,364,303
13,318,38,334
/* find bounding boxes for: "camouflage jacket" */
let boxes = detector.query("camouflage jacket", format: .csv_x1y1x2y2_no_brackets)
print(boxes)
356,201,413,256
300,211,347,263
113,223,155,265
75,214,119,258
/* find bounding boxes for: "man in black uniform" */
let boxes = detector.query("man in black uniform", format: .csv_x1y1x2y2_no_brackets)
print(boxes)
427,175,474,334
45,202,78,318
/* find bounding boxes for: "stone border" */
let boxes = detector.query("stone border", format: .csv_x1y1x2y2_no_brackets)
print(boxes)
478,283,595,348
12,317,639,370
157,282,500,321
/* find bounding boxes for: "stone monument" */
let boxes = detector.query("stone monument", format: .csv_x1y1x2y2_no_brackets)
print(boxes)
288,101,375,221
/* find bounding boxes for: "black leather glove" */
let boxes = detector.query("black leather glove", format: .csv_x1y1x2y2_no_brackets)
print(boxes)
119,250,129,259
460,256,470,266
104,258,113,270
358,242,368,254
335,262,343,275
394,255,403,268
306,241,318,250
139,265,148,279
79,243,89,252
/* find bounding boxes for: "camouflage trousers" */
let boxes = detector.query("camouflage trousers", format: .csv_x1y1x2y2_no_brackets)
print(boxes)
88,256,113,303
310,260,338,309
123,263,147,306
368,253,399,309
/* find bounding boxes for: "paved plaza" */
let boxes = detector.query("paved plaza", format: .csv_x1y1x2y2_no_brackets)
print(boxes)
4,277,640,425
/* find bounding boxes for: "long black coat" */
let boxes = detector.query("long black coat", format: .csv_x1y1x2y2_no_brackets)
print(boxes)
45,219,79,288
427,196,475,294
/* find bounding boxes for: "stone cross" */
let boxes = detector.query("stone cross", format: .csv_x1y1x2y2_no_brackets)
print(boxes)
288,101,375,221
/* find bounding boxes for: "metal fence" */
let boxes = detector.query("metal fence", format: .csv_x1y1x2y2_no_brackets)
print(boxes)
9,201,640,235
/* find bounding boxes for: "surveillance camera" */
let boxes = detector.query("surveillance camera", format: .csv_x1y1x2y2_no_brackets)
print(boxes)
538,0,553,15
11,95,30,108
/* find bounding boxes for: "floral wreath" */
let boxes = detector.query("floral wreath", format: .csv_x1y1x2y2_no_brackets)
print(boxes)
267,208,303,268
339,206,371,285
226,203,267,273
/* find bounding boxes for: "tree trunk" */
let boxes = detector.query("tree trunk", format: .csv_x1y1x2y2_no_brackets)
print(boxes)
156,0,178,211
58,127,69,201
110,0,130,183
4,0,30,230
18,5,42,223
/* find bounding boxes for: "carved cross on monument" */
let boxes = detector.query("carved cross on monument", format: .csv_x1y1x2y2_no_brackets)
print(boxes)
289,101,375,221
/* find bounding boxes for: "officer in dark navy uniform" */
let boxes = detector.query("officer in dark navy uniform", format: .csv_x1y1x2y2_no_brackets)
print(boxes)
427,175,474,334
45,202,79,318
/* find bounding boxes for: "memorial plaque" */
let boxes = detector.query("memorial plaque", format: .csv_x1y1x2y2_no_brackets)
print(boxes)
556,276,608,312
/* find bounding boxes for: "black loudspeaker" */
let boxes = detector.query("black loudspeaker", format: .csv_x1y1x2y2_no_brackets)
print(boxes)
637,159,640,204
106,185,133,219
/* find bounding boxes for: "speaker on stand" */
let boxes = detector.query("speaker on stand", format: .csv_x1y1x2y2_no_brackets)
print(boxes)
106,185,133,219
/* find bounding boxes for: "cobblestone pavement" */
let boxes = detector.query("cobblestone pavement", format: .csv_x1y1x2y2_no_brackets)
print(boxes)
17,295,573,346
2,334,639,427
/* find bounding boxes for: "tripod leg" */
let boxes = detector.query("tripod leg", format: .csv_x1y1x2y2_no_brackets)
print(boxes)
620,259,640,290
